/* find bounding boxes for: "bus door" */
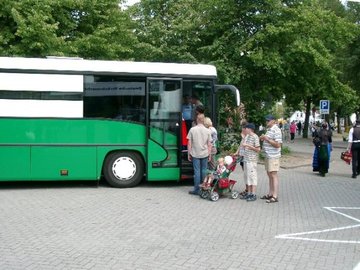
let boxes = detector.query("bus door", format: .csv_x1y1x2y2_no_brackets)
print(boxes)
147,78,183,181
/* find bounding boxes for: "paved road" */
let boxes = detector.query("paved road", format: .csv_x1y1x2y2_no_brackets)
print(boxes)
0,134,359,270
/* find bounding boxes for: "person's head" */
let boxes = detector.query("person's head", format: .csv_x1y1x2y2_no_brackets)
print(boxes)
322,122,328,129
196,113,205,125
183,95,191,104
217,157,225,166
241,120,248,134
265,114,276,127
191,95,200,105
245,123,255,133
195,104,205,115
204,117,213,128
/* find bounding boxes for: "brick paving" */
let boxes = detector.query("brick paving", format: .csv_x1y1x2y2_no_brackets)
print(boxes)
0,134,359,270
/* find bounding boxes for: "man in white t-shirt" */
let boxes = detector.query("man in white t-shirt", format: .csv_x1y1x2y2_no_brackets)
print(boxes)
347,119,360,178
187,113,212,195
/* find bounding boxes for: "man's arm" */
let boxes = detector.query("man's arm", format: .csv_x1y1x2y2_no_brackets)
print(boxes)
263,136,281,148
187,132,192,161
347,128,353,152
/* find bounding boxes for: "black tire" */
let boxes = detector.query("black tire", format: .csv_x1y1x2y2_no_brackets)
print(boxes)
210,191,219,201
103,151,144,188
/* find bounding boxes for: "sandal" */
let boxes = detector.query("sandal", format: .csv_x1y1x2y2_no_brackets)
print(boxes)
266,197,278,203
239,190,248,196
260,194,272,200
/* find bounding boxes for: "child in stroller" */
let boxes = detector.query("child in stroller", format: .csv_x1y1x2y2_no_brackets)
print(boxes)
199,156,239,201
200,157,227,189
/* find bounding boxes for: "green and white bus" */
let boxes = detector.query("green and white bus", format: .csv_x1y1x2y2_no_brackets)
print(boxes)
0,56,239,187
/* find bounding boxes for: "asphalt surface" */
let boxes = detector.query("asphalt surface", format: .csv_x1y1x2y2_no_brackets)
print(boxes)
0,133,359,270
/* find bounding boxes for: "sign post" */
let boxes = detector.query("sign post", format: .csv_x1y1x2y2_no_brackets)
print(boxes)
319,100,330,115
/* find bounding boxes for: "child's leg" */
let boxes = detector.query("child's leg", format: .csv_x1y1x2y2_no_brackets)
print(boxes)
201,175,212,187
248,162,258,195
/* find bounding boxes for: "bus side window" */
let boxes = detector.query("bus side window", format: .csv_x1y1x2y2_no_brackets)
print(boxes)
84,75,146,123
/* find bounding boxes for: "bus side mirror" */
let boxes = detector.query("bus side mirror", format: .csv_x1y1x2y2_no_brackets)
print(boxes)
215,85,240,107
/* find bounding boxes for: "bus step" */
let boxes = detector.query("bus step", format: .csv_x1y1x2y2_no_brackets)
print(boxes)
181,174,193,180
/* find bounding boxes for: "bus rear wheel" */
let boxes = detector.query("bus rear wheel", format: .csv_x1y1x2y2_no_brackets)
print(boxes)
104,151,144,188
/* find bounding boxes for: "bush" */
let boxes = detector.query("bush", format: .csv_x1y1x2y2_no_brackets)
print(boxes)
259,145,290,161
218,131,241,155
281,145,291,155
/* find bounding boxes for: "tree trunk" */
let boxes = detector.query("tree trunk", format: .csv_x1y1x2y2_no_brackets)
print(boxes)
303,97,311,139
337,115,341,134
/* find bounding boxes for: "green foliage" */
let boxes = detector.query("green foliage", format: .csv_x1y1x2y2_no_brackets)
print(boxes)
128,0,201,62
281,145,291,155
217,132,241,155
259,145,290,161
0,0,137,59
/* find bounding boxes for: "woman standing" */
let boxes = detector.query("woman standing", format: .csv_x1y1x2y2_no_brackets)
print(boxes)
290,121,297,143
312,122,332,176
204,117,218,170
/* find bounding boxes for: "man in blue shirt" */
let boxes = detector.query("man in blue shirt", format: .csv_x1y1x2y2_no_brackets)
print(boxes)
182,95,193,132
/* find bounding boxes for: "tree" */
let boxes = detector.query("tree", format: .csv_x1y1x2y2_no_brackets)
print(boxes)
201,0,358,135
0,0,137,59
129,0,359,133
128,0,202,62
342,2,360,118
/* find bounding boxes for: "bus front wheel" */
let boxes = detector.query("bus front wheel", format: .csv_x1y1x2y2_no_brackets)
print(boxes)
104,151,144,188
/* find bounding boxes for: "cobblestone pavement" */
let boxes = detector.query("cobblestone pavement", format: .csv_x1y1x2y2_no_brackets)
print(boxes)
0,135,359,270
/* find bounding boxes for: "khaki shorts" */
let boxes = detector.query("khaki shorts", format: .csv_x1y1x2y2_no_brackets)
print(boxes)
265,158,280,172
244,161,258,186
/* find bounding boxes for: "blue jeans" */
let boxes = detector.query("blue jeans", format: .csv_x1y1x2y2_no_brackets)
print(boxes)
192,157,208,193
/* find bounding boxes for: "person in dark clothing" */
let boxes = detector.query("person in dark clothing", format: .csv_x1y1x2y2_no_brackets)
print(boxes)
347,119,360,178
312,122,332,177
297,121,302,135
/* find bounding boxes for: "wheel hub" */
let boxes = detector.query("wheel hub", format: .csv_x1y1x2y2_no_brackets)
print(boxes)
112,157,136,181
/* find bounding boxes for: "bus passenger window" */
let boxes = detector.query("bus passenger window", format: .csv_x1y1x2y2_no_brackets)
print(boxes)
84,75,146,123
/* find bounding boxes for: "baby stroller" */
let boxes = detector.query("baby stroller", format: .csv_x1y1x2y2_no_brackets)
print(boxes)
199,156,239,202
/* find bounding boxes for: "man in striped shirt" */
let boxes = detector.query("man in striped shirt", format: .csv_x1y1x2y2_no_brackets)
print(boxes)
260,115,282,203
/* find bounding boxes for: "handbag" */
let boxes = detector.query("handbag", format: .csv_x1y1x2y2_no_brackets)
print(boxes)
341,151,352,165
218,178,230,189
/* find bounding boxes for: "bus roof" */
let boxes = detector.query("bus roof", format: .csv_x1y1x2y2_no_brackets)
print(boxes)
0,56,217,79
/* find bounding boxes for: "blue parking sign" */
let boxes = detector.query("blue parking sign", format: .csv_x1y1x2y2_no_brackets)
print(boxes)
320,100,330,114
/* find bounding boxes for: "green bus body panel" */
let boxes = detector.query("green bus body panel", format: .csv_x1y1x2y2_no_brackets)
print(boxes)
148,168,180,181
0,146,31,180
0,118,181,182
31,146,97,180
146,139,179,181
0,118,147,181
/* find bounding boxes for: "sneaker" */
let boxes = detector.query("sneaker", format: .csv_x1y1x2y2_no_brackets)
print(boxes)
352,174,356,179
189,190,199,195
246,194,257,202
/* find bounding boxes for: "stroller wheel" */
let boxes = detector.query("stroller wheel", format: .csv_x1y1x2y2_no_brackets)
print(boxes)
231,191,239,199
210,191,219,202
199,189,209,199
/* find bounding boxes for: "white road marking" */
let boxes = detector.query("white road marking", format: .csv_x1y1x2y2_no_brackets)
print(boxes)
276,207,360,244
